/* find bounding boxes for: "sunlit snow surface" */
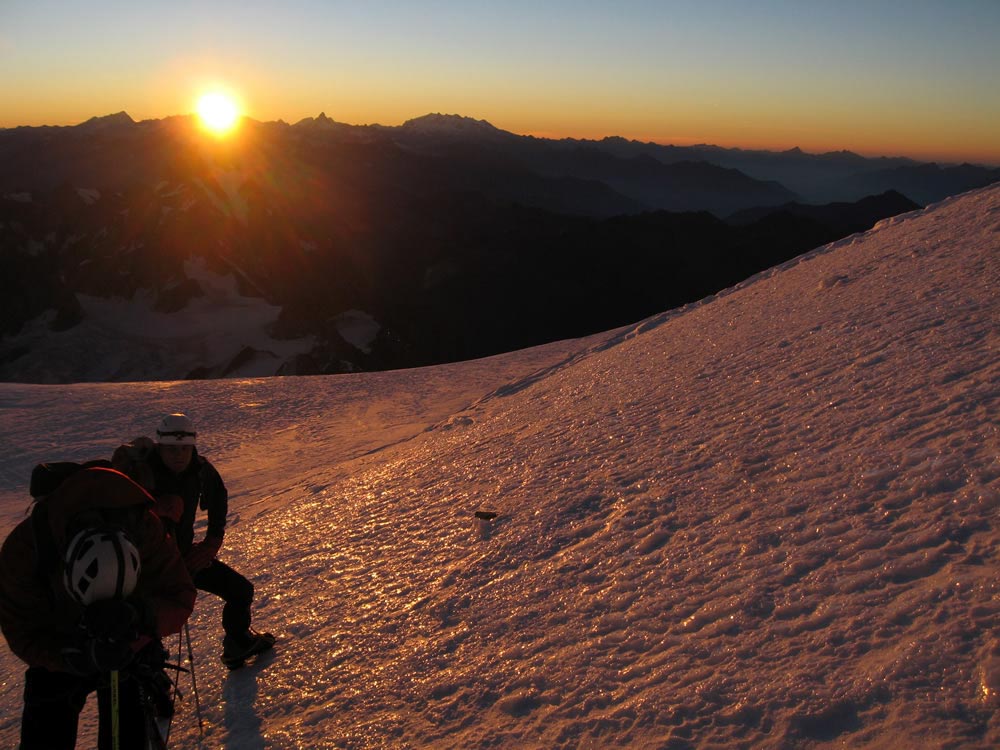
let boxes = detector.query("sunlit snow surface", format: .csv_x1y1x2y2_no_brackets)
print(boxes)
1,186,998,748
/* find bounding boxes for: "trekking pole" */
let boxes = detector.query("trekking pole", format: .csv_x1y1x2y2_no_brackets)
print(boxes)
164,630,184,748
111,669,121,750
185,623,205,736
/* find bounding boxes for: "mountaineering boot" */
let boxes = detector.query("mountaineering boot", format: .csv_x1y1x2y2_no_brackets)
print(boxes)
221,629,276,670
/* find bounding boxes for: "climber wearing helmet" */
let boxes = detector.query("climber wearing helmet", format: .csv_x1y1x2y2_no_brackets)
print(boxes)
113,413,273,669
0,465,195,749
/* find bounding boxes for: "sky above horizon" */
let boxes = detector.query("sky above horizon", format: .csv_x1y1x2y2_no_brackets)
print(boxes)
1,1,998,164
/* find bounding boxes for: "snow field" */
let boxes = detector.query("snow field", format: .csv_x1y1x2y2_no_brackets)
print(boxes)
0,185,997,748
208,186,997,748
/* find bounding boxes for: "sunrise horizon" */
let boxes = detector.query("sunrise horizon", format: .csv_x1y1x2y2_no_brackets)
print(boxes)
2,106,998,168
3,2,998,168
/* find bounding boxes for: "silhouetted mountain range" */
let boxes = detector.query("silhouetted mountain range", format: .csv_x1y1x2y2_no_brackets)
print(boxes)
379,113,998,205
0,112,992,381
549,134,1000,205
726,190,920,230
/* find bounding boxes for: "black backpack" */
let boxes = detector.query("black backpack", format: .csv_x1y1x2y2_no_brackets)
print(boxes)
29,460,112,499
27,459,113,587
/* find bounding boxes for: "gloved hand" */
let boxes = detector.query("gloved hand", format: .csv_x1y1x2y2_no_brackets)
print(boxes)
62,637,134,675
131,642,175,718
185,535,223,574
153,494,183,525
133,640,168,671
83,599,142,642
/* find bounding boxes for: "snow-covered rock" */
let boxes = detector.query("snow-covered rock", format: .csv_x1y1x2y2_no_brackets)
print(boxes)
75,187,100,205
335,309,381,354
0,257,314,382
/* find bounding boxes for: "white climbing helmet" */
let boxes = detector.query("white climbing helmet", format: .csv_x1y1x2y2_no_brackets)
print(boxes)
63,527,142,605
156,413,196,446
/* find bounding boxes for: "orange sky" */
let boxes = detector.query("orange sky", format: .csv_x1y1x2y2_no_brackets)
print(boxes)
1,2,998,165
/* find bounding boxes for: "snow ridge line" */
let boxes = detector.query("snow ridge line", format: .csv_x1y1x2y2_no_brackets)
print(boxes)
582,183,997,347
399,184,996,441
464,188,960,409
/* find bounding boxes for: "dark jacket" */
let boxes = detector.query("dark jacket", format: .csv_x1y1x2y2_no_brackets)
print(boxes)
146,448,228,554
0,468,196,672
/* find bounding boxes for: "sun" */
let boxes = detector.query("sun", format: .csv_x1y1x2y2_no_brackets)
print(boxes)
196,91,241,135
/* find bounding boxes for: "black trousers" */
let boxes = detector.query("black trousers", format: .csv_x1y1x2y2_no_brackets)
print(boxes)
21,667,147,750
193,559,254,639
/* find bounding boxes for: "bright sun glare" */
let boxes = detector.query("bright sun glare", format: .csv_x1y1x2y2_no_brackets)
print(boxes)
196,91,241,135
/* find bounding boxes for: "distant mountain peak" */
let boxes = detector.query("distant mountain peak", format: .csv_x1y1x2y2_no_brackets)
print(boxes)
400,113,503,136
294,112,341,128
77,111,135,130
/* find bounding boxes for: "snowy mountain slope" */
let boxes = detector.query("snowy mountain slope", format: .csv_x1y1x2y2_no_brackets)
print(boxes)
0,186,998,748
